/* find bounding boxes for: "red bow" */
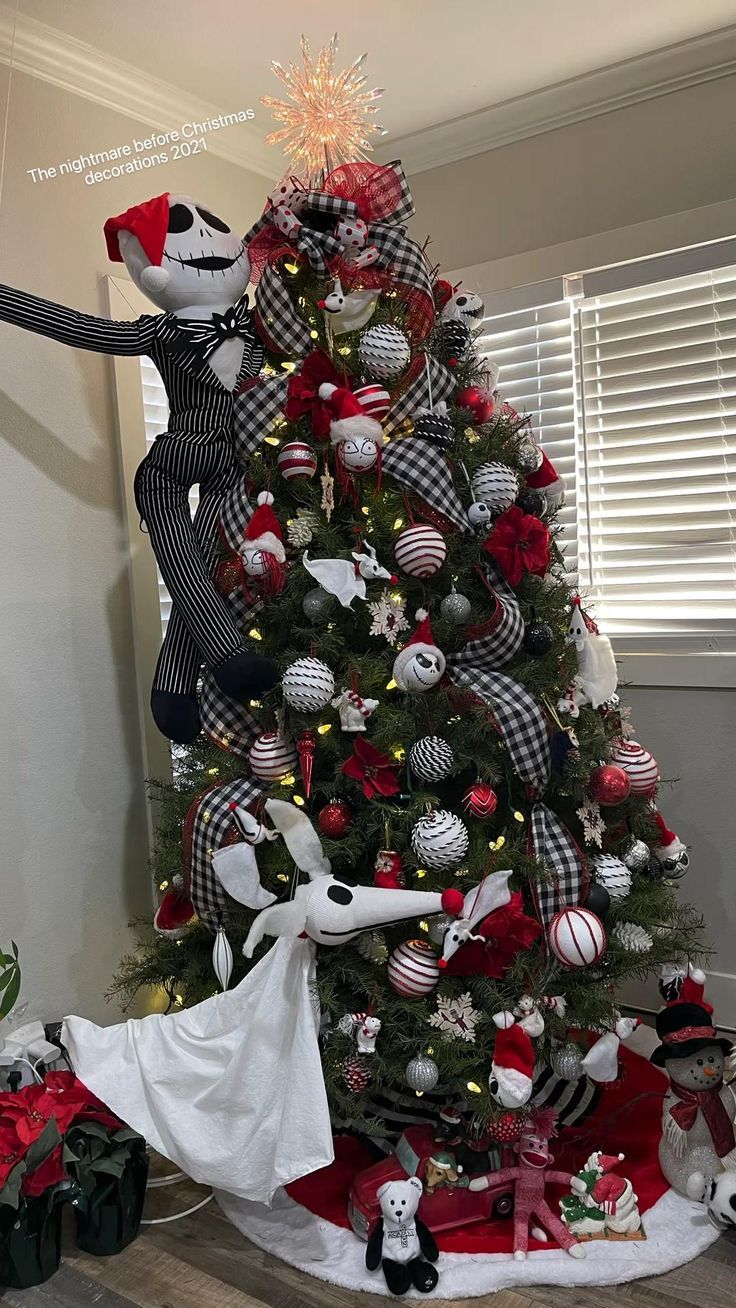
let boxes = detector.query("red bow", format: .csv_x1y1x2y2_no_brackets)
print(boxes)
323,162,406,225
484,506,551,587
670,1083,736,1157
444,892,542,978
342,737,400,800
285,349,348,441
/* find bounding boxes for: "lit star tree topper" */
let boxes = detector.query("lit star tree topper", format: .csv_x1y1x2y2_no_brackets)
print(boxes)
262,34,386,184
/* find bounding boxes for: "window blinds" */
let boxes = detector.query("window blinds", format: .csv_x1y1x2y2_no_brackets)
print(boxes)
575,265,736,643
476,299,577,576
139,356,200,633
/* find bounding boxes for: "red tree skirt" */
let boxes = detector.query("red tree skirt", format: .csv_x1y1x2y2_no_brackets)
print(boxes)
215,1038,720,1296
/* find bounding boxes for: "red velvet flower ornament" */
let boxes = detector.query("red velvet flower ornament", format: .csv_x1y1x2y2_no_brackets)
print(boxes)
342,737,400,800
484,506,550,587
444,891,542,978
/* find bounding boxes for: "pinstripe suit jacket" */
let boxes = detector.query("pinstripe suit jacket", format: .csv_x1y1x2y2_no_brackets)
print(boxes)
0,285,264,437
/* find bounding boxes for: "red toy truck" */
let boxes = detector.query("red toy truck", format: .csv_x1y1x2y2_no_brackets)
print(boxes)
348,1123,515,1240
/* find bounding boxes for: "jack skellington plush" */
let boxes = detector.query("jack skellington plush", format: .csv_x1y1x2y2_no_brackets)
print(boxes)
0,192,277,742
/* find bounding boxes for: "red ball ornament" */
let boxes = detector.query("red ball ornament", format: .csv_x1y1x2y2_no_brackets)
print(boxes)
456,385,495,426
373,849,405,890
588,764,631,807
463,781,498,820
317,800,353,838
487,1111,526,1144
277,439,318,480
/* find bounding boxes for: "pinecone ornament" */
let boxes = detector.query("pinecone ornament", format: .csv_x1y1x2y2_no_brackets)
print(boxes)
356,930,389,964
613,921,653,954
440,317,471,364
342,1054,373,1093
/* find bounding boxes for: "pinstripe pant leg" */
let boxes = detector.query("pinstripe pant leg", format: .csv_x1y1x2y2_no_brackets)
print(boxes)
135,454,244,672
152,475,240,695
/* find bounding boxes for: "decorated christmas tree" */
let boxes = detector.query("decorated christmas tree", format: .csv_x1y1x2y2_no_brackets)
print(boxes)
113,39,703,1144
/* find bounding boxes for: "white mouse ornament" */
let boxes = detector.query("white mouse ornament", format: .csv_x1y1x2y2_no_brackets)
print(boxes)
303,544,397,608
392,609,446,692
0,191,274,744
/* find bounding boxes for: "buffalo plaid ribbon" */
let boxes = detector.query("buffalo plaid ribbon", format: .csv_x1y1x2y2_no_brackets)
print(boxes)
382,437,470,533
384,354,455,437
199,671,261,760
529,802,588,929
255,262,313,357
449,564,525,673
184,775,264,923
448,666,551,789
232,373,290,464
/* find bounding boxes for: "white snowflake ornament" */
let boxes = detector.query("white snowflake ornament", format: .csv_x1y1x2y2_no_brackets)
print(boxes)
427,992,481,1044
367,589,410,646
576,798,606,848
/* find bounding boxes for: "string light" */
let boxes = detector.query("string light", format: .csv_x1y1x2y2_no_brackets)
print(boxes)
386,678,397,690
310,330,319,340
317,723,332,735
265,435,281,446
277,873,289,883
466,1081,482,1094
392,517,404,530
207,767,219,777
392,746,405,761
293,795,305,807
416,868,426,879
262,35,386,184
281,774,295,787
284,262,299,275
513,810,525,823
249,628,263,641
249,699,262,709
159,880,169,891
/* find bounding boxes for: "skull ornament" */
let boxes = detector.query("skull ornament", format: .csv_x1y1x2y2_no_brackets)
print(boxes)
392,608,446,693
116,193,251,312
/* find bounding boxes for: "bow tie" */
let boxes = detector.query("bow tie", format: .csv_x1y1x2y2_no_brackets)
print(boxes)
174,298,253,361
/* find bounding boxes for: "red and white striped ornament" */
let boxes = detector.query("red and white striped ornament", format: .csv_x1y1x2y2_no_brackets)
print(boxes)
394,524,447,578
387,938,440,998
277,440,318,480
354,382,390,421
548,907,606,968
247,731,298,781
609,740,660,795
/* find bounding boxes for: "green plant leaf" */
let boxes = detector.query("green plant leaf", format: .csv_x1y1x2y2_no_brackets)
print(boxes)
0,1161,26,1209
0,969,20,1020
24,1118,61,1174
89,1157,125,1178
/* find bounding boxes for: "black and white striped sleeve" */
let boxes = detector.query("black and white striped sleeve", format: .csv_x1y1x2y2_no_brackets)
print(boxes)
0,284,158,356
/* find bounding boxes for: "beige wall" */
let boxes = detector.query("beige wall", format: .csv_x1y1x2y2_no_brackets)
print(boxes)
412,75,736,1017
0,71,268,1025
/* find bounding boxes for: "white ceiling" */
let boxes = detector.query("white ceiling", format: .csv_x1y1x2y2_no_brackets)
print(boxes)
9,0,736,174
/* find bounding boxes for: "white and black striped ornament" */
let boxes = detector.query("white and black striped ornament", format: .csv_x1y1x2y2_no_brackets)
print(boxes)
247,731,298,781
282,657,335,712
592,853,632,903
609,741,660,795
354,382,390,420
471,463,519,514
277,440,318,480
409,736,454,783
414,411,454,450
395,524,447,578
387,938,440,998
358,324,411,381
411,809,469,870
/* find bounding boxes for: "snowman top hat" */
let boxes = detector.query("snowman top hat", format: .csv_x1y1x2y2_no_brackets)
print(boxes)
651,1001,732,1066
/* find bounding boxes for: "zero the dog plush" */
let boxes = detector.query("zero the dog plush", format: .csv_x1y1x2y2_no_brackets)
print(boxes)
0,192,278,742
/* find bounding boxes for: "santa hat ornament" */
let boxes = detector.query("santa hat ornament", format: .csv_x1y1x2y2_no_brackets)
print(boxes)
526,450,564,510
650,811,690,878
490,1023,535,1108
153,880,196,939
318,382,385,483
392,609,446,693
239,492,286,599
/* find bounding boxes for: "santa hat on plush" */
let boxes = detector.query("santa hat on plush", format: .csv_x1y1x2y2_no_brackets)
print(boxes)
239,491,286,599
526,450,564,509
490,1023,535,1108
392,608,446,692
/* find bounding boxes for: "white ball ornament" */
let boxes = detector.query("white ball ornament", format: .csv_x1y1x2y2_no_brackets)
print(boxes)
282,657,335,712
339,434,381,473
358,323,411,380
548,907,607,968
394,524,447,578
405,1052,440,1092
277,440,318,480
387,938,440,998
471,463,519,515
592,854,632,903
609,740,660,795
411,809,469,871
409,736,454,782
247,731,298,781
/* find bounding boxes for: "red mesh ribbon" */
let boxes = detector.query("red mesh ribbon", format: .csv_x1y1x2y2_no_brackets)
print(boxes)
322,162,407,224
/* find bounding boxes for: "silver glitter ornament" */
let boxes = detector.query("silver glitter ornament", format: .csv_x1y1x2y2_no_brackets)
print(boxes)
623,838,650,874
517,442,544,473
440,589,471,623
552,1042,585,1081
405,1052,440,1092
302,587,335,622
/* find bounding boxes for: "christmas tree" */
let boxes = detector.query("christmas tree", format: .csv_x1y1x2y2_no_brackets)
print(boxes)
113,45,703,1142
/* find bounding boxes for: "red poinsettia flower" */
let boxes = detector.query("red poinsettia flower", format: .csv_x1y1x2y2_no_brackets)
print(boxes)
0,1121,24,1188
445,891,542,978
342,737,400,800
22,1144,66,1197
484,506,550,587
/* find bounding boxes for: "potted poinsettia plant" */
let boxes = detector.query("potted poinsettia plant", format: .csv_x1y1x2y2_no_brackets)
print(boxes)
0,1082,68,1288
64,1116,149,1256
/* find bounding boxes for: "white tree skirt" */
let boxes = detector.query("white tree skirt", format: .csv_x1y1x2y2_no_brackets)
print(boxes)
214,1183,719,1298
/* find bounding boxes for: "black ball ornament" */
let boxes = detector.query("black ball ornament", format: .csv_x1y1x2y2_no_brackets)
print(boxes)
516,487,547,517
440,318,471,364
585,882,611,919
414,411,454,451
523,620,554,656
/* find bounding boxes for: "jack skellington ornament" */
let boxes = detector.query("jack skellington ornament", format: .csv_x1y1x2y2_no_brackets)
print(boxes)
0,192,275,743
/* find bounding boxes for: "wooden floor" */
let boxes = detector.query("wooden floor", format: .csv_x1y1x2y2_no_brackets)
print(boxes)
3,1165,734,1308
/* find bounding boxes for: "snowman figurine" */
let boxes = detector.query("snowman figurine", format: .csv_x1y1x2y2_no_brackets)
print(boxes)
651,999,736,1194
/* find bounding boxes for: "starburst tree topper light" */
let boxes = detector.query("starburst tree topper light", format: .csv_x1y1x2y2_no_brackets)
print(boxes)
261,34,386,184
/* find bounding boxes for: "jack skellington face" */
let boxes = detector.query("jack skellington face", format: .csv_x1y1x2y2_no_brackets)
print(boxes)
119,194,250,312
